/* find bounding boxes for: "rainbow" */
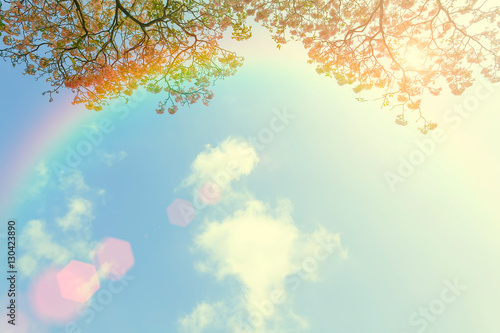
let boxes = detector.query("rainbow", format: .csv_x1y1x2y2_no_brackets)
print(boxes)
0,87,148,218
0,99,94,217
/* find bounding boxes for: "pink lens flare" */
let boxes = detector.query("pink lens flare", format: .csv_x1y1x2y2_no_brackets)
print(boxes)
198,182,223,205
57,260,100,303
94,237,135,281
167,198,195,227
29,267,84,323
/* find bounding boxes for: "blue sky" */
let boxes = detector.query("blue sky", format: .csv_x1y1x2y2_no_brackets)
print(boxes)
0,24,500,333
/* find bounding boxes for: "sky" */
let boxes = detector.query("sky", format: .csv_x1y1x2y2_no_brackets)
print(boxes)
0,22,500,333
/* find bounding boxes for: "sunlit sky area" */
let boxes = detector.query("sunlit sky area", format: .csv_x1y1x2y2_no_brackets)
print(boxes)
0,23,499,333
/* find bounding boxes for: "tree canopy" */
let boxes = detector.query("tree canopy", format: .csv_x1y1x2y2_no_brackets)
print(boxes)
0,0,251,114
251,0,499,132
1,0,499,131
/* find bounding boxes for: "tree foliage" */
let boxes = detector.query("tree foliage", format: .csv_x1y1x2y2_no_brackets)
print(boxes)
1,0,499,131
0,0,251,113
250,0,499,132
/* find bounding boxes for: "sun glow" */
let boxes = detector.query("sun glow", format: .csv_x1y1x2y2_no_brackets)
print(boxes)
399,45,429,71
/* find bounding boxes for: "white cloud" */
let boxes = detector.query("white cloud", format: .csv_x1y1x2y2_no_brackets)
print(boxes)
103,150,128,166
19,215,97,277
195,199,297,298
178,302,225,333
179,136,346,332
189,199,345,332
59,170,89,192
182,137,259,190
19,170,98,277
97,189,106,204
29,161,49,195
56,197,93,231
18,220,71,276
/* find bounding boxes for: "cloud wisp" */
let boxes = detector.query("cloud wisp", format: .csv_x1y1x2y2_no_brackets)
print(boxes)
178,137,346,333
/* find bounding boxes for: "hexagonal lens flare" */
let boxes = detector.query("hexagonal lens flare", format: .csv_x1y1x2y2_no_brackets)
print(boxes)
94,237,135,281
167,198,195,227
199,182,222,205
56,260,100,303
30,268,83,323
